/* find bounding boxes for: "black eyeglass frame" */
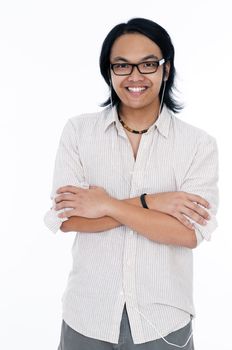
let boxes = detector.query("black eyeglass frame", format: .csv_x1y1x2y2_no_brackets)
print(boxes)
110,58,165,76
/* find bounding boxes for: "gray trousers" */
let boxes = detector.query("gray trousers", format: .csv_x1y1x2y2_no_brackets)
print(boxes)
58,305,194,350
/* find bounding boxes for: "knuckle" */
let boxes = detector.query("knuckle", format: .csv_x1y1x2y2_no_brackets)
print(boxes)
193,203,198,211
170,208,177,216
195,194,202,200
180,218,185,225
183,217,191,226
201,210,208,218
175,203,181,211
182,217,188,224
201,198,208,207
198,216,204,224
194,213,200,221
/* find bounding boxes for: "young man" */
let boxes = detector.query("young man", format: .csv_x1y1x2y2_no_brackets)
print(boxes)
44,18,218,350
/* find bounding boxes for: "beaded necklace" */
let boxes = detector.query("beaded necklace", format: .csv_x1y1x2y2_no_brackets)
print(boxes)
118,115,148,134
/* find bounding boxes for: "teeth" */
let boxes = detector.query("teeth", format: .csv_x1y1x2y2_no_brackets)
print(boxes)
127,87,146,92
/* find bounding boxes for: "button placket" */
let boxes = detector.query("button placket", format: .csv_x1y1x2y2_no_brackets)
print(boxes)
122,228,137,301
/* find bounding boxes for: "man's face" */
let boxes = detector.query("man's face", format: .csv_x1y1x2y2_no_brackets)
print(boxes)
110,33,167,111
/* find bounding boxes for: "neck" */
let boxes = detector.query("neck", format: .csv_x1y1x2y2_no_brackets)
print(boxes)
118,102,161,130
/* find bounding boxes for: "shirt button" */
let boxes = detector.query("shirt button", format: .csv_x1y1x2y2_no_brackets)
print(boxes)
127,260,131,266
119,291,124,296
128,231,133,236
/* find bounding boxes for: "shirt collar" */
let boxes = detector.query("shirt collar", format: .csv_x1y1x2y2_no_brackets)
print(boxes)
103,104,172,138
103,106,118,132
154,105,172,138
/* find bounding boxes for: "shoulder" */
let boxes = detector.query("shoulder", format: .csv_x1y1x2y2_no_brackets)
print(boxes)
58,108,113,145
171,113,217,147
67,108,110,132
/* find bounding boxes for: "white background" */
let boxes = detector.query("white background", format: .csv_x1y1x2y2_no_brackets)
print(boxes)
0,1,231,349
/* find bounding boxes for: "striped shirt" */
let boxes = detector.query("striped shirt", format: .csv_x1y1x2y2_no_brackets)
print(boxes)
44,105,219,344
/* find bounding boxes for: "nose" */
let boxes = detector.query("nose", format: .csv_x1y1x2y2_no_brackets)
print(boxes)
128,66,145,82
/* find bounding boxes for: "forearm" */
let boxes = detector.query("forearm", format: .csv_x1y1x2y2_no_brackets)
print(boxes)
61,195,197,248
106,199,197,248
60,215,121,232
60,196,142,232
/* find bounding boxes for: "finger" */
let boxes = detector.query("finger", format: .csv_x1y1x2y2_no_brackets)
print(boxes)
186,193,210,209
58,209,76,219
55,194,76,204
55,201,75,211
175,214,195,229
57,186,81,194
182,207,208,225
185,201,210,220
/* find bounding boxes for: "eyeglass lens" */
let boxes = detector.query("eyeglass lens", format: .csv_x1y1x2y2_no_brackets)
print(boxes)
112,61,159,75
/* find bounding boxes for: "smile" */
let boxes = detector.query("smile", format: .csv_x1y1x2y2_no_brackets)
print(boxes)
126,87,147,92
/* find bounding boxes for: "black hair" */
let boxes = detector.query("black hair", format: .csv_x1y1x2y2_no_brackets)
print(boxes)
99,17,183,113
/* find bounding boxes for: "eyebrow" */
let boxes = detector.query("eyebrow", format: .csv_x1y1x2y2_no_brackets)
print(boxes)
111,54,159,63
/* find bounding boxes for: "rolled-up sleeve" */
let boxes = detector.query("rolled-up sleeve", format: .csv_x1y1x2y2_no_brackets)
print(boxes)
180,135,219,246
44,118,88,233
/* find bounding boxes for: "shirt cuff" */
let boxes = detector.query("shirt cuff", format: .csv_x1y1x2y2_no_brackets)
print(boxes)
188,214,218,246
194,216,218,242
44,207,67,234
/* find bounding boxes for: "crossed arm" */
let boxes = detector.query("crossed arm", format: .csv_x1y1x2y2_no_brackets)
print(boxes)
54,186,211,249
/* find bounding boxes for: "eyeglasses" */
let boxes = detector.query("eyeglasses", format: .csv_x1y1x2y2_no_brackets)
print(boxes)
110,58,165,76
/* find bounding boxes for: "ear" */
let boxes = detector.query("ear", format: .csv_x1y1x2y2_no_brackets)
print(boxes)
163,61,171,81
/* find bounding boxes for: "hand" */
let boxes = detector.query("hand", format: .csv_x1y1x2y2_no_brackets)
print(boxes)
54,185,112,219
146,191,210,229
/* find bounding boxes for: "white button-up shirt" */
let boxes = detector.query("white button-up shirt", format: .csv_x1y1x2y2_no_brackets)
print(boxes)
44,105,219,344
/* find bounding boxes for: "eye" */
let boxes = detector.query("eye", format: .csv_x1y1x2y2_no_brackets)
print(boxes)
142,61,158,68
114,63,130,69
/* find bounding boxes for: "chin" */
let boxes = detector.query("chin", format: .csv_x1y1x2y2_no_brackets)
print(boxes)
119,94,157,110
122,100,152,110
